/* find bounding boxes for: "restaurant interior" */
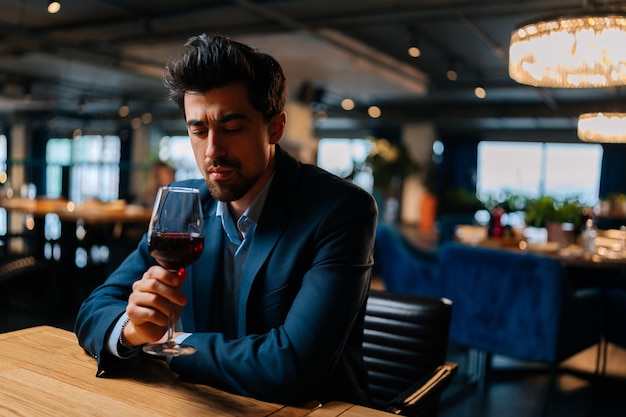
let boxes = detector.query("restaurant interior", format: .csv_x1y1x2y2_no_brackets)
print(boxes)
2,0,626,416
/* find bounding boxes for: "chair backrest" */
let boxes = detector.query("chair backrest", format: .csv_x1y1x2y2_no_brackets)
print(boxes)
374,223,441,297
436,213,476,244
363,290,452,411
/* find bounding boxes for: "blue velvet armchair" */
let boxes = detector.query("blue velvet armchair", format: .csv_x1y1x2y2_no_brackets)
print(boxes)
374,223,442,298
438,242,604,365
438,242,605,415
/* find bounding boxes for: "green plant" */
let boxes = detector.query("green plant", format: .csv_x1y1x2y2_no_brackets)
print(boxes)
366,138,420,189
554,199,585,226
523,196,584,228
524,196,555,227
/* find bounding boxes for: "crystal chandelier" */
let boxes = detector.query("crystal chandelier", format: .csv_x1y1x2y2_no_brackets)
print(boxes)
578,112,626,142
509,14,626,88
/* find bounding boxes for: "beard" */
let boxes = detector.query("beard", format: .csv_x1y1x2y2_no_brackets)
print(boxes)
205,158,262,202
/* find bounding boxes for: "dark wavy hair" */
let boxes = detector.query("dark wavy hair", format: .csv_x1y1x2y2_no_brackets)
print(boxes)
164,33,286,122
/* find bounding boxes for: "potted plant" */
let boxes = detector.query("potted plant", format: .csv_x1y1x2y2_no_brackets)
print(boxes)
523,196,584,243
524,196,556,228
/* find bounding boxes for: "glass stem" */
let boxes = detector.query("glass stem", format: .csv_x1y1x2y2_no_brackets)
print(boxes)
166,267,184,344
167,302,174,343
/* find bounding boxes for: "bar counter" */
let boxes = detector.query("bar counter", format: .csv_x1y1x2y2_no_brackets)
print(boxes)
0,197,152,224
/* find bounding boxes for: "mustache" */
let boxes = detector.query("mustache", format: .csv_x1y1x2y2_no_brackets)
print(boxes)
207,157,238,169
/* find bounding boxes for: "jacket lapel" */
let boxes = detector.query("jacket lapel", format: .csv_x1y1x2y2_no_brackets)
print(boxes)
236,147,300,336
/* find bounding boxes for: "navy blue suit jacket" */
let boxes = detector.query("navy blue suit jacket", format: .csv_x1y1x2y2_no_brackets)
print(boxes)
75,146,378,406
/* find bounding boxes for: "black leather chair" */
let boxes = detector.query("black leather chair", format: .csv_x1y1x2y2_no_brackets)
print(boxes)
363,290,457,417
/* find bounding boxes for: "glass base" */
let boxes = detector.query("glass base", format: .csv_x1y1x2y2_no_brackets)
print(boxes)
142,341,196,357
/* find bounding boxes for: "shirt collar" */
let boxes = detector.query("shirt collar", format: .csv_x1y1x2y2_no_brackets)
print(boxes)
215,174,274,233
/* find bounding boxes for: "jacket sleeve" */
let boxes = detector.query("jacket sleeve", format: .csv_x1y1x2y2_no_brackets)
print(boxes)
74,234,156,374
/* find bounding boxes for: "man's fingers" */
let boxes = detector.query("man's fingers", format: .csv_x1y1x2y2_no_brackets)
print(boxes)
133,272,188,306
128,291,170,322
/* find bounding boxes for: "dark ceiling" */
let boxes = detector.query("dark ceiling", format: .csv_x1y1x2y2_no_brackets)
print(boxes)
1,0,625,141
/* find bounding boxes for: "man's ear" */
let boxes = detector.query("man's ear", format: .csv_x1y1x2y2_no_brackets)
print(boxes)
268,112,286,144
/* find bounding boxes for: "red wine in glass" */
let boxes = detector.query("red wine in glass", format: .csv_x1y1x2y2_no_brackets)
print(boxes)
149,232,204,271
142,186,204,357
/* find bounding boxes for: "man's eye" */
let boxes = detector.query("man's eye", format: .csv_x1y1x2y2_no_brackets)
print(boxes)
191,130,207,137
224,125,243,133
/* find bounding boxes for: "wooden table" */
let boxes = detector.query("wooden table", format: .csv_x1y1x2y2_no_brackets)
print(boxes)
305,401,393,417
0,326,392,417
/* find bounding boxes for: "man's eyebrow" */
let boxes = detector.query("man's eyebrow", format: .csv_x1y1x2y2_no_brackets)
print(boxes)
186,113,249,128
186,119,205,127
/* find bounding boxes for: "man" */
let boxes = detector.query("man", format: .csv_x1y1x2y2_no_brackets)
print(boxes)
74,33,377,407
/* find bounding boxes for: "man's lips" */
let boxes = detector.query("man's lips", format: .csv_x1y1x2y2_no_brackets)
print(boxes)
208,167,234,181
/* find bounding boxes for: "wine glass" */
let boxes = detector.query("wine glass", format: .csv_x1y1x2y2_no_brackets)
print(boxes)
142,186,204,357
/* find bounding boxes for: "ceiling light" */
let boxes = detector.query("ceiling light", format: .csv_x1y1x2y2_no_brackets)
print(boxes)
341,98,355,111
509,14,626,87
119,105,130,117
141,112,153,124
368,106,381,119
446,70,458,81
578,112,626,142
408,46,421,58
474,87,486,99
407,26,421,58
48,0,61,14
118,98,130,117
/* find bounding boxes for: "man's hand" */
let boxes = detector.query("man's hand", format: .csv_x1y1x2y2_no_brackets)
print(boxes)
122,266,188,347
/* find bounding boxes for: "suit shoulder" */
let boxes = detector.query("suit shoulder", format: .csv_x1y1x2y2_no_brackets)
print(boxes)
301,164,374,202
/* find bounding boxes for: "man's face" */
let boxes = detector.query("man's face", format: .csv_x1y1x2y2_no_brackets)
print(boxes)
184,83,284,203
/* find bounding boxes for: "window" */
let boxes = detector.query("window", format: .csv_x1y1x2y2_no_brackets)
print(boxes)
72,135,121,202
46,135,121,202
46,138,72,198
158,136,202,180
317,138,373,192
477,141,603,206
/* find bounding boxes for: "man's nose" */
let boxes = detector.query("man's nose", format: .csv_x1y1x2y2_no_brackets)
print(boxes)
205,131,226,160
